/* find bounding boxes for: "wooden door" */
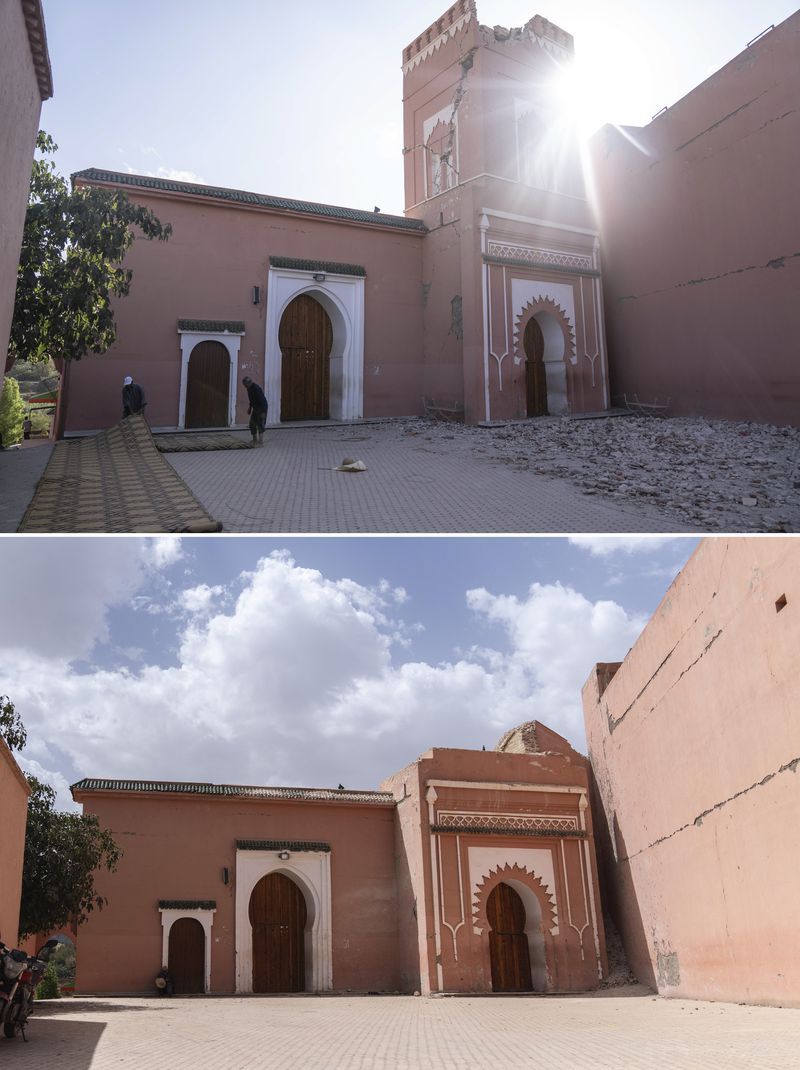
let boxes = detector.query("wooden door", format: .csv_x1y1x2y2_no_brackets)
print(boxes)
279,294,332,421
249,873,307,993
487,883,533,992
523,318,548,417
168,917,205,993
185,340,229,428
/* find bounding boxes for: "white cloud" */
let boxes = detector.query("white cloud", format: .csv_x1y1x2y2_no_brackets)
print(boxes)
154,167,204,184
141,536,183,570
178,583,224,616
0,555,645,798
0,538,179,661
569,536,683,557
16,755,74,812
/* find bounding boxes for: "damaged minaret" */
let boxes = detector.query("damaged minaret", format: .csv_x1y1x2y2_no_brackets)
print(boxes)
403,2,610,424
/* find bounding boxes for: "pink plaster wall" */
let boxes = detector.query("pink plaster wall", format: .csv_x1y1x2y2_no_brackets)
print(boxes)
70,791,399,994
583,537,800,1006
0,0,50,398
0,738,30,946
590,13,800,426
63,188,425,433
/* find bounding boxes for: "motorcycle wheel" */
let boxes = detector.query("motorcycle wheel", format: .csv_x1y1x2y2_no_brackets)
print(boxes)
3,1006,26,1039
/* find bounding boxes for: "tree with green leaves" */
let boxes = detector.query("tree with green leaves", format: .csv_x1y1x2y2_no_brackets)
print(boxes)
0,694,27,751
19,776,122,940
1,695,122,940
8,132,172,367
0,377,26,447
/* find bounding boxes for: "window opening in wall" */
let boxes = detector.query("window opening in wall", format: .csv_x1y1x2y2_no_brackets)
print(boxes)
775,594,787,612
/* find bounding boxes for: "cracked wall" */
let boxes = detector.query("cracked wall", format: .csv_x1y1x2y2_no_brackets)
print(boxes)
582,538,800,1007
589,10,800,427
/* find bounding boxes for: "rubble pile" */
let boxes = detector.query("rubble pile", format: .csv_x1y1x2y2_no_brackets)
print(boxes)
404,414,800,532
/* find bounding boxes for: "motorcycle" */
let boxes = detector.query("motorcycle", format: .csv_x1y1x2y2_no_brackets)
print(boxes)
0,938,59,1040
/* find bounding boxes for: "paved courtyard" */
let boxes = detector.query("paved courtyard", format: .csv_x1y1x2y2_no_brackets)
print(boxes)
2,413,797,533
165,419,689,533
11,991,799,1069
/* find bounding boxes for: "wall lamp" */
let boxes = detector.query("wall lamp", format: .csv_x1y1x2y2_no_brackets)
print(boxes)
312,273,326,283
277,850,291,861
222,867,230,884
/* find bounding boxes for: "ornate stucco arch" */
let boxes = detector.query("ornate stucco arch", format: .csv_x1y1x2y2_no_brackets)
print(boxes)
472,862,557,936
514,297,576,415
264,265,365,424
235,846,332,993
514,296,576,365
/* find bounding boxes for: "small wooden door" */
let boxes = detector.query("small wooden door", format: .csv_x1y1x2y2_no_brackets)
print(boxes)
249,873,307,993
168,917,205,994
185,340,229,428
523,318,548,417
279,294,332,421
487,883,533,992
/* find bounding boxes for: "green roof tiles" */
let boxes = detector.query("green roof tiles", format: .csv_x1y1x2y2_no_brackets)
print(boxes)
158,900,216,910
177,319,245,334
71,778,394,805
236,840,331,852
72,169,427,233
269,257,366,277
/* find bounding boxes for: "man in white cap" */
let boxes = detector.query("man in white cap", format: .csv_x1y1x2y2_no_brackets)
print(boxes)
122,376,146,419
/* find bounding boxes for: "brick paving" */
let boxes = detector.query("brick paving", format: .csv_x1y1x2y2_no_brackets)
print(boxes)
166,421,690,533
14,991,799,1069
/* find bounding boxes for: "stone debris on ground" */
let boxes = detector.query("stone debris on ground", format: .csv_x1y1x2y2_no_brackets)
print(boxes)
395,414,799,532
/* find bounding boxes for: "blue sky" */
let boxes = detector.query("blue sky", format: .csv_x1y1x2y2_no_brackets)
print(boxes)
38,0,797,214
0,535,697,809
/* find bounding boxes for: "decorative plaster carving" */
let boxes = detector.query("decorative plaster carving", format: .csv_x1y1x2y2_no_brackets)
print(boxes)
488,241,593,271
468,846,559,935
402,1,476,73
437,812,578,833
472,862,557,937
514,295,577,375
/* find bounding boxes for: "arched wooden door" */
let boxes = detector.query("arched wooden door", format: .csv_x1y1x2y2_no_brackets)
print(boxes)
279,294,332,421
249,873,307,993
185,340,230,428
167,917,205,993
487,883,533,992
523,318,548,417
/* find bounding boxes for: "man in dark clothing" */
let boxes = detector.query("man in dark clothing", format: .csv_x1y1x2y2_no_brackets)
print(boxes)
122,375,146,418
242,376,268,445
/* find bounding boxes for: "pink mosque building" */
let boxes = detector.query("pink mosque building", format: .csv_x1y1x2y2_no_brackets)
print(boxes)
71,723,607,996
58,2,610,435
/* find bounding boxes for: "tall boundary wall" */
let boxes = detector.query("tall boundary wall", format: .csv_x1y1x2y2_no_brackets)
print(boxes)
583,537,800,1006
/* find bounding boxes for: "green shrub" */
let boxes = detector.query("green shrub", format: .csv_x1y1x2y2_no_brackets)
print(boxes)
35,961,61,1000
0,377,25,446
29,408,52,437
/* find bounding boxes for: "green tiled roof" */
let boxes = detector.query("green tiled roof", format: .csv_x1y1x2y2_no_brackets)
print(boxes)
177,319,245,334
72,169,427,233
269,257,366,277
237,840,331,853
158,900,216,910
430,824,588,839
71,778,394,805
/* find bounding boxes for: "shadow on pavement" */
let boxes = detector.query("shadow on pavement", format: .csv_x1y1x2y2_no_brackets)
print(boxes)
2,1018,105,1068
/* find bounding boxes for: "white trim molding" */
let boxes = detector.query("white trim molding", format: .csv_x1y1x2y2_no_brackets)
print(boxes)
158,906,216,993
177,328,244,429
264,268,365,425
235,848,333,994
